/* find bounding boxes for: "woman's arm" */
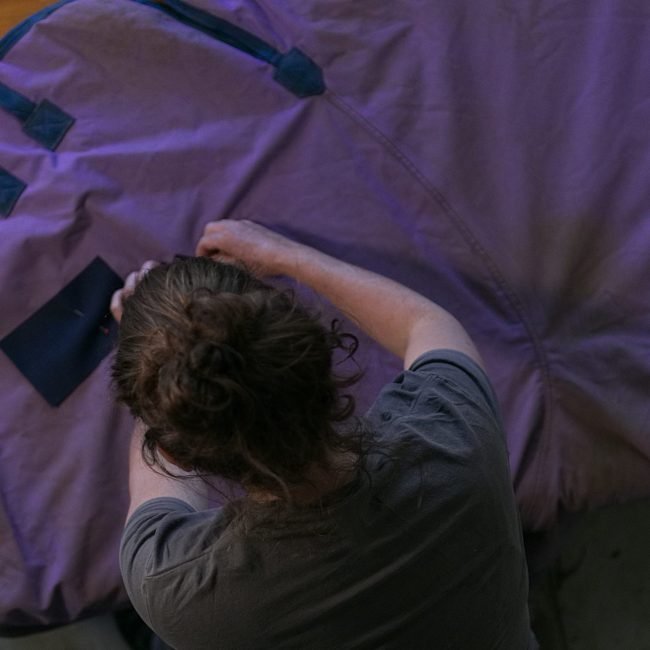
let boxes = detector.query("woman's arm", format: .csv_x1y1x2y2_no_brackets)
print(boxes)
126,422,211,521
196,220,484,370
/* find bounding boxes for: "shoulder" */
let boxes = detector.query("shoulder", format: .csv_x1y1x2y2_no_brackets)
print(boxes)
120,498,231,628
365,348,509,479
367,348,502,426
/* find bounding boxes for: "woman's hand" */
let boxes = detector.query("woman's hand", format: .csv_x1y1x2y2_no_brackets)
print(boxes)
110,260,159,323
196,220,306,277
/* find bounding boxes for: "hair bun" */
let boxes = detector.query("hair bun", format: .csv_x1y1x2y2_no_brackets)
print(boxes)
188,340,243,376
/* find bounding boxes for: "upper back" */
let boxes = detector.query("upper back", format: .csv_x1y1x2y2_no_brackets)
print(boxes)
121,350,534,649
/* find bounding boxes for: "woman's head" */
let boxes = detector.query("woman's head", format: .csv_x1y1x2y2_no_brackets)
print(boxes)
112,257,360,497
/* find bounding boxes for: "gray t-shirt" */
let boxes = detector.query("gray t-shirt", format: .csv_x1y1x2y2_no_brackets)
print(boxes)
120,350,535,649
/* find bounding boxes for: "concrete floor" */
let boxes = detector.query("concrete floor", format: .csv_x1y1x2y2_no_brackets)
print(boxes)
528,498,650,650
0,616,131,650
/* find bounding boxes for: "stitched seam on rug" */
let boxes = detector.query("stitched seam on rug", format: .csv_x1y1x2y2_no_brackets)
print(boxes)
324,89,556,521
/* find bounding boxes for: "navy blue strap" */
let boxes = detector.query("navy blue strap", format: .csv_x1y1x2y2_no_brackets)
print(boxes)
0,82,34,122
0,81,74,150
273,48,326,99
0,167,26,218
153,0,325,98
159,0,280,65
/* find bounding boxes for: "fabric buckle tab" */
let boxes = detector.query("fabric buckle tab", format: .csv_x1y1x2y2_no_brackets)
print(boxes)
0,167,26,218
273,48,326,98
0,82,74,150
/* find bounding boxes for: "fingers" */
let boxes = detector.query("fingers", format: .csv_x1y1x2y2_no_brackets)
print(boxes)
111,260,159,323
140,260,159,276
110,288,125,323
196,222,226,257
124,270,140,293
195,236,215,257
196,219,265,257
196,219,244,256
196,219,299,279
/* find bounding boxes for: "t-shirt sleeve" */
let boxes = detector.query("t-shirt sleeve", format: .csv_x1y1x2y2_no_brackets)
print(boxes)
119,497,197,628
368,349,502,422
365,349,507,461
409,349,503,424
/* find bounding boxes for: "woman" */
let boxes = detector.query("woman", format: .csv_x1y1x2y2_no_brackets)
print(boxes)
113,220,535,649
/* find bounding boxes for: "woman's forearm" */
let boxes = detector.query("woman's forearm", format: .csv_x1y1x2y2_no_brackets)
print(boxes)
281,245,483,369
196,220,483,369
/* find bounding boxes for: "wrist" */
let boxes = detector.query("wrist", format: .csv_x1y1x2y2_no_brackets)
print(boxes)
274,241,317,280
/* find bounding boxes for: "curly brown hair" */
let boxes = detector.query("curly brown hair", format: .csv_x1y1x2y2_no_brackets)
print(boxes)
112,257,365,499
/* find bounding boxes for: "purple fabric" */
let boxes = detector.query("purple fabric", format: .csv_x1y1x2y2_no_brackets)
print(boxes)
1,0,649,628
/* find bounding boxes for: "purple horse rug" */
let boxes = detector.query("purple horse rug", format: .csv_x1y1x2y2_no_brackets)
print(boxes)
1,0,649,629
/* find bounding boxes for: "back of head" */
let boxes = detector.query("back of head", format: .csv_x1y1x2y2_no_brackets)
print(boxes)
112,257,360,497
